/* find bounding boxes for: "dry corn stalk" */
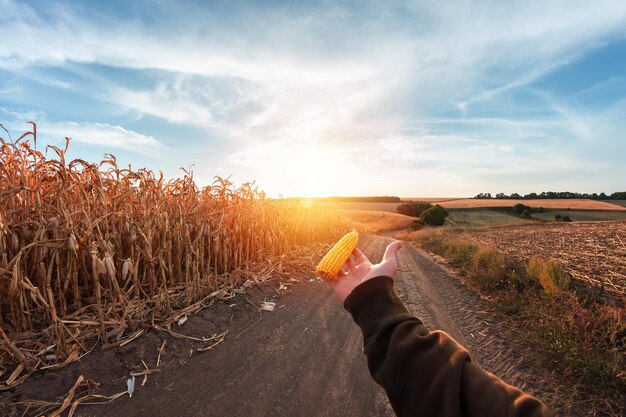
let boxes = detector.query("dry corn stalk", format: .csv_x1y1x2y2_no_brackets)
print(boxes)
0,123,353,383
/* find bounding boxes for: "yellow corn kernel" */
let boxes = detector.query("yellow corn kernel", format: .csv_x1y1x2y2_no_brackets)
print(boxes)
316,230,359,281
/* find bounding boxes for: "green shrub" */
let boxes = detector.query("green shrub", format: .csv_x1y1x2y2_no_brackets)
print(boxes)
445,239,476,267
544,261,570,294
527,257,570,296
410,219,424,230
508,269,531,291
420,205,448,226
468,248,508,291
521,209,532,219
397,202,433,217
555,214,562,221
527,257,543,281
513,203,529,214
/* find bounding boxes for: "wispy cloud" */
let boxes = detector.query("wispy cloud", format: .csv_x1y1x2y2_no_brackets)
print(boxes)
1,0,626,195
39,121,161,154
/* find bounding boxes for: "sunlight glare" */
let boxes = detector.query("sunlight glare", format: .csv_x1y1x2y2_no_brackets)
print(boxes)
259,142,358,198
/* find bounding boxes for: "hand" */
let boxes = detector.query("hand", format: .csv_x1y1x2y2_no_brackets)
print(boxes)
328,241,403,304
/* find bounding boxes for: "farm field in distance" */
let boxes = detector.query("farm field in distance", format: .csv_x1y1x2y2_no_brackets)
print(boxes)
311,198,626,219
533,210,626,222
311,201,404,212
447,209,531,228
438,198,626,211
313,198,626,229
339,209,415,233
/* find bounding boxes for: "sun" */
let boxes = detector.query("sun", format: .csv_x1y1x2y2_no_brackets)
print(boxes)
257,142,358,198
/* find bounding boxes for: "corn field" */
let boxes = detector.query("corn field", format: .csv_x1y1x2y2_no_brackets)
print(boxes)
0,124,350,388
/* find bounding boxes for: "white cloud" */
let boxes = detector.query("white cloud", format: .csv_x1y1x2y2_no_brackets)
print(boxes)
3,0,623,136
39,121,161,154
2,0,626,195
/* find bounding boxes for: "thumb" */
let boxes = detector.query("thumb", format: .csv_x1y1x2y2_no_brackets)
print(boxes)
382,241,403,264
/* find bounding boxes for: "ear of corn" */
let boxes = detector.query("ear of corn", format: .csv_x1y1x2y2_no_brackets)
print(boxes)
316,230,359,281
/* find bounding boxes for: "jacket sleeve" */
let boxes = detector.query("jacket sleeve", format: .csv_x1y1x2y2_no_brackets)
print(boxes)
343,276,551,417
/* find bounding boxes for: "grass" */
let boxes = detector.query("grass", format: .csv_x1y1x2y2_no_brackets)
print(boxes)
447,209,529,228
532,210,626,221
399,228,625,414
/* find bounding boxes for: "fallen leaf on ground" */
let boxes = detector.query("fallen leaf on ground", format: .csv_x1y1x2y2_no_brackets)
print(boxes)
259,301,276,312
127,376,135,398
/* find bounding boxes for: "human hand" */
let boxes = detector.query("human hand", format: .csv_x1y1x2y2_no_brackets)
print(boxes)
328,241,403,304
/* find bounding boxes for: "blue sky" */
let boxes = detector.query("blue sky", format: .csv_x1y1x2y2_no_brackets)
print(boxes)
1,0,625,197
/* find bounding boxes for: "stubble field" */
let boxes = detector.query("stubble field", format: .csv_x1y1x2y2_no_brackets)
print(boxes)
459,221,626,299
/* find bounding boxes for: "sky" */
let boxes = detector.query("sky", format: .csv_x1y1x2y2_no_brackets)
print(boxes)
1,0,625,198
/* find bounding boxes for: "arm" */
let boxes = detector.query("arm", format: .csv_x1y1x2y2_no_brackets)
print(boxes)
329,242,551,417
344,275,551,417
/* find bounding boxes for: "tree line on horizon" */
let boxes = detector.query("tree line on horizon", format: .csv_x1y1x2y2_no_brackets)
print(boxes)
474,191,626,200
311,196,402,203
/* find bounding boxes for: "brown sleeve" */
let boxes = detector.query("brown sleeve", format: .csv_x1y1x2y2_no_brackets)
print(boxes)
344,276,552,417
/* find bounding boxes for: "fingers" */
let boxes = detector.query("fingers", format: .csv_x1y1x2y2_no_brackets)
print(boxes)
382,241,403,263
345,255,355,270
352,247,370,265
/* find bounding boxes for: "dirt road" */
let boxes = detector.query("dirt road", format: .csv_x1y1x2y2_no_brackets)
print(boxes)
4,234,566,416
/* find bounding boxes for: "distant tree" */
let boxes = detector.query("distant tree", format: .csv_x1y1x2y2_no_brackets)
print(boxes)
561,215,572,222
397,202,433,217
521,209,532,219
513,203,528,214
470,190,626,200
420,205,449,226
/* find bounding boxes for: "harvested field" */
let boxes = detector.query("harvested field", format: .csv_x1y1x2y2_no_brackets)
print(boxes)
533,210,626,222
459,222,626,299
605,200,626,208
312,199,462,213
339,209,414,233
447,209,530,228
439,199,626,211
401,197,464,202
312,201,403,213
